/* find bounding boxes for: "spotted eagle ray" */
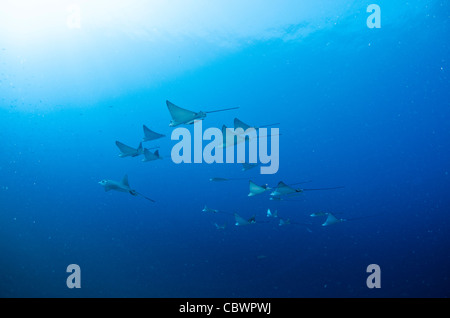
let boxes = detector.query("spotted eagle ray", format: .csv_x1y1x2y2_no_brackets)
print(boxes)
270,181,344,198
166,100,239,127
115,141,145,158
142,149,162,162
98,174,155,202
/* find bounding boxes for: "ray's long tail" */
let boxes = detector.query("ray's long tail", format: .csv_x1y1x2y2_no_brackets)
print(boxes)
137,192,156,203
130,190,156,203
205,107,240,114
302,186,345,191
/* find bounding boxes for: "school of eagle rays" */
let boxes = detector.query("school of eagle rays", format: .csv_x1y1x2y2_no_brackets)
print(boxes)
99,100,372,230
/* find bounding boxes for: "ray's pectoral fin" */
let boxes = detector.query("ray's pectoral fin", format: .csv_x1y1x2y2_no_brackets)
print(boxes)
166,100,198,126
116,141,138,157
143,125,165,141
122,175,130,188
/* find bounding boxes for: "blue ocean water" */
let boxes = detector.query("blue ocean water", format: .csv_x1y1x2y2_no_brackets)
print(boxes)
0,1,449,298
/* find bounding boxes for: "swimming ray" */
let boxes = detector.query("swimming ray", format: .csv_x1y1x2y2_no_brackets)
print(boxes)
322,213,345,226
115,141,145,158
249,211,313,231
142,149,162,162
166,100,199,126
248,180,271,197
142,125,165,142
270,181,298,196
213,223,226,230
202,205,219,213
266,208,278,218
310,212,328,217
278,218,291,226
269,210,312,230
202,205,233,215
234,213,256,226
269,180,313,197
270,181,344,197
166,100,239,127
98,174,155,202
270,180,311,197
312,212,380,227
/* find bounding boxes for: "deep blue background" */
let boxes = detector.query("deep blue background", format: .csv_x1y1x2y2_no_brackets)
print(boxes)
1,1,449,297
